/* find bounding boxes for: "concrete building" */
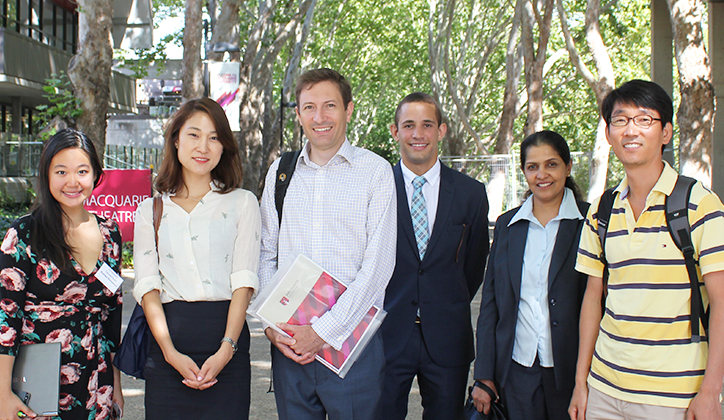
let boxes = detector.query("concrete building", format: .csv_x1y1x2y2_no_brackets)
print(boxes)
0,0,152,201
0,0,152,138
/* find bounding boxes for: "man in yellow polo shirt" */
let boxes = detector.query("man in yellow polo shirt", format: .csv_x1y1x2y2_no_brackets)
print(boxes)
569,79,724,420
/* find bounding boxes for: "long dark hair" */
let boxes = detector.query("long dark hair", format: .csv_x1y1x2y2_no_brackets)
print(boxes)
155,98,242,194
520,130,583,202
30,128,104,274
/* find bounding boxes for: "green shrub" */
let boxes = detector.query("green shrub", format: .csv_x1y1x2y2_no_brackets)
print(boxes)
0,203,32,239
122,242,134,269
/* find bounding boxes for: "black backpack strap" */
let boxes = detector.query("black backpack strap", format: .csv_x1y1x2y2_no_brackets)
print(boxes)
597,187,618,301
665,175,706,341
275,150,301,226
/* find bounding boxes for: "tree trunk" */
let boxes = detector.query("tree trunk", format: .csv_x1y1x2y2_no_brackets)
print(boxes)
522,0,555,137
207,0,243,62
236,0,315,196
263,0,317,170
488,0,524,219
558,0,615,200
667,0,714,186
182,0,205,101
67,0,113,159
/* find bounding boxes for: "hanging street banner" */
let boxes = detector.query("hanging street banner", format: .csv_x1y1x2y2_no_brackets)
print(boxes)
208,62,242,131
85,169,153,242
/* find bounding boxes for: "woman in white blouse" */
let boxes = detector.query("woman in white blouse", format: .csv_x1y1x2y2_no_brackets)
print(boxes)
133,98,260,419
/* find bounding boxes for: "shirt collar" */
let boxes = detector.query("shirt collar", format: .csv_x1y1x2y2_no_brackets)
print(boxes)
616,160,677,200
300,138,354,167
169,181,220,200
508,188,583,227
399,159,441,187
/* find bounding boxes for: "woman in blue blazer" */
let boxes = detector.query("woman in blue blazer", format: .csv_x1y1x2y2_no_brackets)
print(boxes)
472,131,589,420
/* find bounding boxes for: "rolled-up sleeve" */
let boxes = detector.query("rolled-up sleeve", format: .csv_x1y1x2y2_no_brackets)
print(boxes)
311,161,398,350
230,191,261,293
132,198,163,302
259,159,281,292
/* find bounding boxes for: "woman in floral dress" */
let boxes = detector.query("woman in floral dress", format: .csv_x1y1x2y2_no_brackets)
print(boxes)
0,129,123,420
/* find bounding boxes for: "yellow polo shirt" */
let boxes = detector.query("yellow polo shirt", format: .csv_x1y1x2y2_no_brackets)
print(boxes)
576,162,724,408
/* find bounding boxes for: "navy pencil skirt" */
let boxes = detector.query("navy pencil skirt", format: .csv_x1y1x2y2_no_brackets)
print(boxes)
144,300,251,420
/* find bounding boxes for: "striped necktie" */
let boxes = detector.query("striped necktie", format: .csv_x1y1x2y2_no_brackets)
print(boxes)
411,176,429,259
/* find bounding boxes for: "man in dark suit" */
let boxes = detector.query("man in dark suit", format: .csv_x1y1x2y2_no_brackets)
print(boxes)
379,92,490,419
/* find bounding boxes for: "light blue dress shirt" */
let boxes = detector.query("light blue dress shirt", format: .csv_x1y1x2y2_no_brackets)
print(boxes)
399,159,441,229
508,188,582,368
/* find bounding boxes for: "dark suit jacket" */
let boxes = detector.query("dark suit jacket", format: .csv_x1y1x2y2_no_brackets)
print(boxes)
382,162,490,368
474,200,589,390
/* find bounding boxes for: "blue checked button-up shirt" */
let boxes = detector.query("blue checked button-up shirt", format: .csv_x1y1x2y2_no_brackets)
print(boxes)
259,139,397,351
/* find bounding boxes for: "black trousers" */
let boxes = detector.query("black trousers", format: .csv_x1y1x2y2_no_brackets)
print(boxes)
500,358,572,420
144,300,251,420
379,323,470,420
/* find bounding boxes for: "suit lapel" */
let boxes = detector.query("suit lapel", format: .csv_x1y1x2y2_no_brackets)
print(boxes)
394,164,419,258
547,218,579,290
425,164,454,260
508,219,528,301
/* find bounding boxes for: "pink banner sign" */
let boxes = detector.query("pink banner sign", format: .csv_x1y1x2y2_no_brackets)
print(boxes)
85,169,152,242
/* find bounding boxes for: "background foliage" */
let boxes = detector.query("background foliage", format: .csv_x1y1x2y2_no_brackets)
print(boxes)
138,0,655,190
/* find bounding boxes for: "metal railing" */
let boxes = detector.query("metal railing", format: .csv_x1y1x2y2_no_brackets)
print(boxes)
0,137,162,177
0,133,43,177
104,145,163,172
0,138,592,215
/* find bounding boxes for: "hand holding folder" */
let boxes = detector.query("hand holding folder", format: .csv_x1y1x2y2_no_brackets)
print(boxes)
249,253,386,378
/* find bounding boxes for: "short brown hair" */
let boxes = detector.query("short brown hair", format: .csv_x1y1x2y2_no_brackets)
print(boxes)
155,98,242,194
295,68,352,109
394,92,443,127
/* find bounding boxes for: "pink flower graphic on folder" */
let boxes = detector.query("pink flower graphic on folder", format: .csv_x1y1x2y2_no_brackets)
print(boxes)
248,254,385,378
285,272,379,371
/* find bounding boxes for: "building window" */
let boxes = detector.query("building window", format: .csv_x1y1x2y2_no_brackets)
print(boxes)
1,105,7,133
1,0,76,52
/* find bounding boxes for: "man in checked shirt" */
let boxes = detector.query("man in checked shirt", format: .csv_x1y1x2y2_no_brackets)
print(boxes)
258,68,397,420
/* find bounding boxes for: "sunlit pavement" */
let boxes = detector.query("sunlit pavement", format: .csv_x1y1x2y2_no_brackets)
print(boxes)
118,269,724,419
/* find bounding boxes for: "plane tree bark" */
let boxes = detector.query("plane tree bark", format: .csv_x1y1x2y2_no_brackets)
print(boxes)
182,0,204,101
667,0,714,186
68,0,113,157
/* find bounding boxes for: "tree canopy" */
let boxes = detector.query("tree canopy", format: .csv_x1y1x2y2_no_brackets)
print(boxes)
143,0,671,197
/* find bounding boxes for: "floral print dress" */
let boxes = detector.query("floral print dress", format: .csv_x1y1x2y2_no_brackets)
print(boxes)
0,214,122,420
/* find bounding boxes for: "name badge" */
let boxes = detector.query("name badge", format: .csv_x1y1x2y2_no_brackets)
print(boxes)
95,263,123,294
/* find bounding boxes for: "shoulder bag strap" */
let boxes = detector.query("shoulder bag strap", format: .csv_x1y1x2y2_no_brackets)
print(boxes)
596,187,617,303
665,175,705,340
275,150,301,226
152,195,163,258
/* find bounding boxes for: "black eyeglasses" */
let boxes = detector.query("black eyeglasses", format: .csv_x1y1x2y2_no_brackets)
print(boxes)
609,115,663,128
